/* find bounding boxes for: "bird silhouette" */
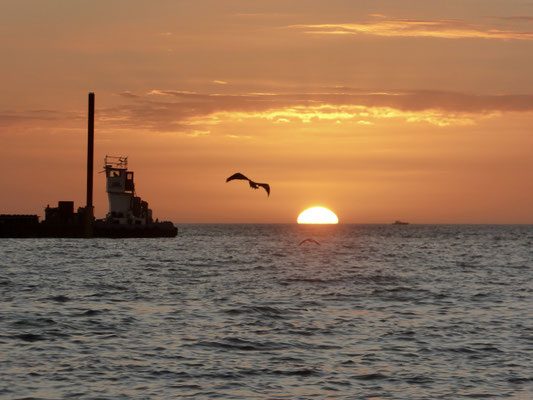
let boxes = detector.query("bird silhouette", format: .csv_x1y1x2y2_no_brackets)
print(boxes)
299,238,321,246
226,172,270,196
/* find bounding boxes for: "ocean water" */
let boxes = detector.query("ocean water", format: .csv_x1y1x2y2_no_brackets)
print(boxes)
1,224,532,399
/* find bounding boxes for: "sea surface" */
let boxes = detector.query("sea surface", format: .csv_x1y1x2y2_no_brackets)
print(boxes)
1,224,532,399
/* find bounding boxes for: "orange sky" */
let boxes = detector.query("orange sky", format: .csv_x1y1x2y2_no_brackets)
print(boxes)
1,0,532,223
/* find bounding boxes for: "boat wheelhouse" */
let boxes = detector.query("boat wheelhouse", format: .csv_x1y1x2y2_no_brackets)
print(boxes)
104,156,153,226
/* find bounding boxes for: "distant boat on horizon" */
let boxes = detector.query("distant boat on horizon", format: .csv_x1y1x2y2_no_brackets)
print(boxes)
392,220,409,225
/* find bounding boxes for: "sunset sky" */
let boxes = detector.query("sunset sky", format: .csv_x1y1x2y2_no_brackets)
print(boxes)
1,0,532,223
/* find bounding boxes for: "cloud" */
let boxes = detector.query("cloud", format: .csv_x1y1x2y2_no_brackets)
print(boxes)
289,17,533,40
491,16,533,23
147,89,199,96
0,110,82,128
3,89,533,134
193,105,476,127
117,91,141,99
97,89,533,132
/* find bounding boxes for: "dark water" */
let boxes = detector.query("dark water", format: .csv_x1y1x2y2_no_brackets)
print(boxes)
1,224,532,399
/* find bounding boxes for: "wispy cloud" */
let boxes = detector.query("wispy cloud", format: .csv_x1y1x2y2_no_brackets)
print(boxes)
289,17,533,40
4,89,533,134
98,89,533,133
117,91,141,99
191,105,477,127
148,89,199,96
491,15,533,23
0,110,83,128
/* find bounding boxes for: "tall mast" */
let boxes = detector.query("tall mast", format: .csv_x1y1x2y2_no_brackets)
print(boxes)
85,92,95,237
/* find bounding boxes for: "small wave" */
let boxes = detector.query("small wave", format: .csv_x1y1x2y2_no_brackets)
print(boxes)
15,333,45,342
471,292,492,299
372,286,430,294
170,384,202,390
404,375,434,384
354,372,388,381
222,305,290,319
476,344,503,353
83,309,102,316
195,371,241,380
443,346,477,354
48,295,71,303
298,342,342,350
456,261,480,269
236,367,321,377
70,308,109,317
508,376,533,384
272,368,319,377
87,283,128,291
63,392,87,398
149,369,189,378
12,318,56,328
286,329,316,337
47,330,71,339
283,277,329,284
364,274,402,285
269,356,305,363
193,338,288,351
371,286,433,301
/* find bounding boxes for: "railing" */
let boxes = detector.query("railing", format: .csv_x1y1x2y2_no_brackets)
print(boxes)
104,155,128,169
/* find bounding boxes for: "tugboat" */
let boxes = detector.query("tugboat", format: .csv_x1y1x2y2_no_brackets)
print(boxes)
93,156,177,237
0,93,177,238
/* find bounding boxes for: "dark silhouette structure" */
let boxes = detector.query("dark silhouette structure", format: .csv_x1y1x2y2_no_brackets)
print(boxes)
392,220,409,225
85,92,95,238
0,93,177,238
226,172,270,196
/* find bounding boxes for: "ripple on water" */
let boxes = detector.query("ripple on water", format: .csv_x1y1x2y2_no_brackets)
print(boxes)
0,224,531,399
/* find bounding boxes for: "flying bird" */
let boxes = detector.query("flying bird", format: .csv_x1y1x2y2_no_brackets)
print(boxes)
226,172,270,196
299,238,321,246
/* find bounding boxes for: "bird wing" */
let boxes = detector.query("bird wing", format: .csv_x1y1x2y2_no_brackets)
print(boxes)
226,172,250,182
257,183,270,196
227,173,270,196
246,179,270,196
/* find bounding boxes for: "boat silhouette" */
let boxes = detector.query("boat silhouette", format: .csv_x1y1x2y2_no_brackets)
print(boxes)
0,93,177,238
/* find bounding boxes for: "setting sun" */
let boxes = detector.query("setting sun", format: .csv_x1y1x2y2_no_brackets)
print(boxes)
297,207,339,224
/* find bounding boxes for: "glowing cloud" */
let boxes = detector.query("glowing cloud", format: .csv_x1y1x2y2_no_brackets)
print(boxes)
290,17,533,40
5,89,533,135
